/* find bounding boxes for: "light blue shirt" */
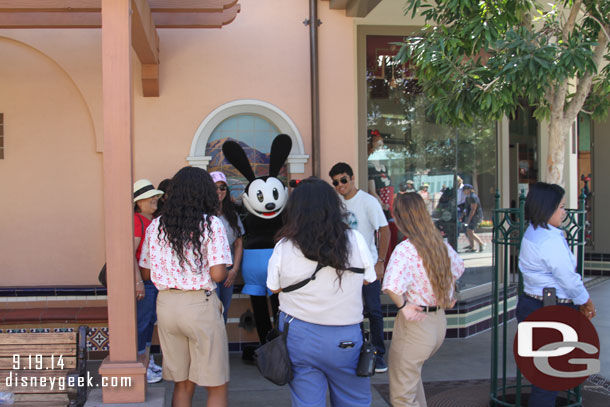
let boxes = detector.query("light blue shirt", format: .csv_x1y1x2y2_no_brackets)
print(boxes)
518,224,589,305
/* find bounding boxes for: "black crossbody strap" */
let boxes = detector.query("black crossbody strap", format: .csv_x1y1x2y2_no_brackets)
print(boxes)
282,264,365,293
282,263,325,293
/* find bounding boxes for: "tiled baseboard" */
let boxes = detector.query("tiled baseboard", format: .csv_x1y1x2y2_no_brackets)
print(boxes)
0,324,109,352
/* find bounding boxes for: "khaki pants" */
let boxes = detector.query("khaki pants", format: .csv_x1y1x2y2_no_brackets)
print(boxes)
388,309,446,407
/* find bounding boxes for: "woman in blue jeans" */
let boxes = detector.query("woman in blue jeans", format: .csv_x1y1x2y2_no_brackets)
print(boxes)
517,182,596,406
267,178,377,407
210,171,244,323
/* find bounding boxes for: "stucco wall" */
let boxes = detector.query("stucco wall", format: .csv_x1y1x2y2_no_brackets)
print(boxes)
0,37,104,285
0,0,358,286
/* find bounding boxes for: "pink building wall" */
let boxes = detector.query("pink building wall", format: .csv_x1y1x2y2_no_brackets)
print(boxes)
0,1,358,286
0,36,104,286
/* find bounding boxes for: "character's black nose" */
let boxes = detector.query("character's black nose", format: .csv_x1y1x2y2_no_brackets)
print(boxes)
265,203,276,210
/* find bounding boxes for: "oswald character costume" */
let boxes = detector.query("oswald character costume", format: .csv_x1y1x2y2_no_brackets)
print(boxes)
222,134,292,360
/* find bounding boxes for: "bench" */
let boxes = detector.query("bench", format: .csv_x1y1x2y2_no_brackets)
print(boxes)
0,325,87,407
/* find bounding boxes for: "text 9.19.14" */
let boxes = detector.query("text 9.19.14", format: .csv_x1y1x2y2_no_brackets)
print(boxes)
12,354,64,370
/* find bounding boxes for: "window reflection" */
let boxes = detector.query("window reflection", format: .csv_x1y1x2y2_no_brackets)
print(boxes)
366,35,497,296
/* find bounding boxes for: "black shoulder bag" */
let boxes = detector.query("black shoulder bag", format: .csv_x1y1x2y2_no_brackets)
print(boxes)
254,317,294,386
98,214,146,288
356,330,377,377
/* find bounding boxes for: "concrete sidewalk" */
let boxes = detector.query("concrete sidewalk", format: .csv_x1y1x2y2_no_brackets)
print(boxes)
89,278,610,406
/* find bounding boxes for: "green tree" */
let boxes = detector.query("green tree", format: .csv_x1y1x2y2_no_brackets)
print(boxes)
396,0,610,185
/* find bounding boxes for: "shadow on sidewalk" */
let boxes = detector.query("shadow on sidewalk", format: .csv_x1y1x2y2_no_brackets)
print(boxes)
374,375,610,407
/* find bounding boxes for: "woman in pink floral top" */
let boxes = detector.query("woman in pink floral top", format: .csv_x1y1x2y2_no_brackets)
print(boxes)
139,167,232,407
383,193,464,407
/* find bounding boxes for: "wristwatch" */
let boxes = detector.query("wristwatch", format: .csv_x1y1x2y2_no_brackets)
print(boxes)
377,258,385,263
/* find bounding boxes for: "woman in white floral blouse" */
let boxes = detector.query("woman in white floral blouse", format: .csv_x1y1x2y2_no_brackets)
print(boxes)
383,193,465,407
139,167,232,407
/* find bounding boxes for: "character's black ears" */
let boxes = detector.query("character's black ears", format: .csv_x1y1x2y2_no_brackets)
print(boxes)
222,140,256,182
269,134,292,178
222,134,293,182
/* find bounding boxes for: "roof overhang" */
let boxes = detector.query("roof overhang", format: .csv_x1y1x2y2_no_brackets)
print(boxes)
0,0,241,96
323,0,381,17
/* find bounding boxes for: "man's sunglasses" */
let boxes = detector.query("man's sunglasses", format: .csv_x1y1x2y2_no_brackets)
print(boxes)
217,185,228,191
332,177,349,187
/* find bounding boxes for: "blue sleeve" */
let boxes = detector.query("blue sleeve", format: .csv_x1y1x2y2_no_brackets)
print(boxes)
542,239,589,305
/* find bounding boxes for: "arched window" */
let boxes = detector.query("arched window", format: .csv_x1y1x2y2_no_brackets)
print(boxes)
204,114,282,198
188,100,309,198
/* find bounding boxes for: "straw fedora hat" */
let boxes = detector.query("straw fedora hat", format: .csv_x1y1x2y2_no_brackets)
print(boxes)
133,179,164,202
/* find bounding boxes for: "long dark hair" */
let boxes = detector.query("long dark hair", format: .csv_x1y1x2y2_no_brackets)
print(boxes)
276,177,349,280
393,193,454,308
158,167,219,269
219,183,241,236
153,178,172,218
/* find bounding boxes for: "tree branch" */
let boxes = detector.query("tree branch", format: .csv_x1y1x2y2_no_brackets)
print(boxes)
564,29,609,121
586,7,610,43
482,76,501,92
563,0,583,42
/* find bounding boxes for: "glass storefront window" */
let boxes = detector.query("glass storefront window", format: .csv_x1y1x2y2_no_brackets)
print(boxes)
366,35,497,296
508,105,539,206
577,113,593,246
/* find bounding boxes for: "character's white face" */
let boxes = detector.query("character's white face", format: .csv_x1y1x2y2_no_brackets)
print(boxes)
242,177,288,219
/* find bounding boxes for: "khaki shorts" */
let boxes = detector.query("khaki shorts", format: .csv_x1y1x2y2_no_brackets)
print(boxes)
156,289,229,387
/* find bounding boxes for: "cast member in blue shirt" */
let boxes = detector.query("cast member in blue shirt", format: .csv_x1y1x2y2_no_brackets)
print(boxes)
517,182,596,406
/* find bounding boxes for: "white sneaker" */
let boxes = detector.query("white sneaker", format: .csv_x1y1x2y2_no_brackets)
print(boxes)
375,358,388,373
149,354,162,374
146,367,163,384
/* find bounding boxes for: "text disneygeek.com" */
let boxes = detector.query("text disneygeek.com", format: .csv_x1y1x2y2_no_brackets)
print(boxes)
5,371,132,390
8,354,132,391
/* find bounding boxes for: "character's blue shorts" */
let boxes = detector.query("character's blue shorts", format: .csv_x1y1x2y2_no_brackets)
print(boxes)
241,248,273,296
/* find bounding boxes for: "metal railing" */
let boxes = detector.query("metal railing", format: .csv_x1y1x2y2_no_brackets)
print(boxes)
489,191,586,406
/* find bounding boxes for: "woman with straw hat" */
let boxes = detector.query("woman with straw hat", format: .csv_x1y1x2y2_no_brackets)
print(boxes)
133,179,165,384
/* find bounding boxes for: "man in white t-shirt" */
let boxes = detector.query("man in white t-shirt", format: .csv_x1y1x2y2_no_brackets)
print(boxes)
329,162,390,373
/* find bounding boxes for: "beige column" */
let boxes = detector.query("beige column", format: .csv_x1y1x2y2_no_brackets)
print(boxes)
98,0,146,403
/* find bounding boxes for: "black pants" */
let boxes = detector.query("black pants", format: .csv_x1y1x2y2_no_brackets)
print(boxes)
516,295,578,407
